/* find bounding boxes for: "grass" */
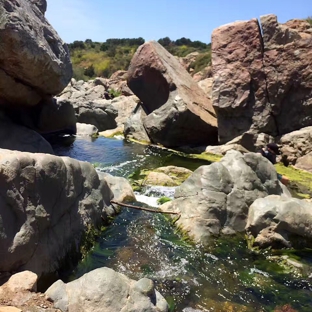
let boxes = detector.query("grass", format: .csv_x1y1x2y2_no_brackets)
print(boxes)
190,152,222,162
275,164,312,198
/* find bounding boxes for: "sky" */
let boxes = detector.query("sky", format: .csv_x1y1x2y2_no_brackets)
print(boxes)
46,0,312,44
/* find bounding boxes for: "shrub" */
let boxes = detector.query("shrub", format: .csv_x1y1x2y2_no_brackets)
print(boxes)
108,88,122,98
157,197,172,205
191,52,212,73
84,64,95,77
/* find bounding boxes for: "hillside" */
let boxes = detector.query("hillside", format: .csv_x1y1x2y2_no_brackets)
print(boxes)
68,37,211,81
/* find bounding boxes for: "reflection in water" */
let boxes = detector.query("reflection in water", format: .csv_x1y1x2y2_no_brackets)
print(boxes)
55,137,312,312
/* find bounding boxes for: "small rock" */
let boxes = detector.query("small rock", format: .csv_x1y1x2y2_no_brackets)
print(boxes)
6,271,38,292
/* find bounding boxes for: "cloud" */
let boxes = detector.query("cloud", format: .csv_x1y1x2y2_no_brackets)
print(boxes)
45,0,101,43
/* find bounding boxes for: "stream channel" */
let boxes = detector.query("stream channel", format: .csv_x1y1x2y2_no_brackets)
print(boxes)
54,136,312,312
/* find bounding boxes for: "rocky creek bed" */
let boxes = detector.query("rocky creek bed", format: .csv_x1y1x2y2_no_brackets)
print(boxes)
52,136,312,312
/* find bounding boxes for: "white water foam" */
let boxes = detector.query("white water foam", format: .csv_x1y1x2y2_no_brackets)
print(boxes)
135,185,176,207
135,194,160,208
96,159,139,173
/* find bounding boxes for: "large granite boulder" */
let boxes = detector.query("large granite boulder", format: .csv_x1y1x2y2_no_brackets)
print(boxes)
0,119,54,154
212,15,312,143
212,18,272,143
160,150,288,244
0,0,72,107
45,267,168,312
246,195,312,249
0,149,115,276
127,41,218,147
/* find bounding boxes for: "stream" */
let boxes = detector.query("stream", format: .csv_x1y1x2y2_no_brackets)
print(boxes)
54,136,312,312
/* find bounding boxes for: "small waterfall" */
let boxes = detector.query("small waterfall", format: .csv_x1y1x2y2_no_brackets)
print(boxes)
135,185,176,207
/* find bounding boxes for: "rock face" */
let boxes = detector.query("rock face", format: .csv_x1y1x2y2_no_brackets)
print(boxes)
261,15,312,135
212,18,272,144
160,151,287,244
0,149,114,276
212,15,312,143
246,195,312,249
0,0,72,107
127,41,218,147
45,267,168,312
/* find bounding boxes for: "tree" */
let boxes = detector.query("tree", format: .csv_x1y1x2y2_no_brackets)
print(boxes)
175,37,192,46
158,37,171,47
71,40,85,49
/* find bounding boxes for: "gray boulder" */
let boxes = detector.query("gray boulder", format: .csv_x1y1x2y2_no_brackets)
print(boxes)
0,119,53,154
97,172,136,203
36,98,77,134
72,99,118,131
0,0,72,107
160,150,287,244
76,123,98,137
45,267,168,312
0,149,114,276
246,195,312,249
124,103,151,143
279,126,312,165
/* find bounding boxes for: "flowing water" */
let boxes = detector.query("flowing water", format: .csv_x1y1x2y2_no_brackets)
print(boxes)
55,136,312,312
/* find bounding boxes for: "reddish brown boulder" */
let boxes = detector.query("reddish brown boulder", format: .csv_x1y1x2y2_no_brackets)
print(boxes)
127,41,217,147
212,19,274,144
261,15,312,135
212,15,312,144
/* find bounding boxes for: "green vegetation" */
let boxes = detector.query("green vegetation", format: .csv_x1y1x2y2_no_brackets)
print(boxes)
275,163,312,198
157,196,172,205
68,37,211,81
108,88,122,98
306,16,312,26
